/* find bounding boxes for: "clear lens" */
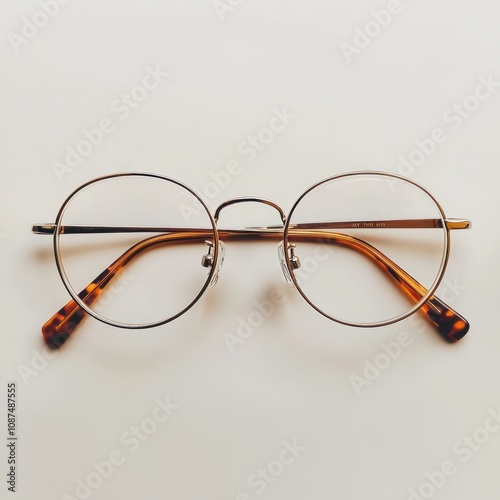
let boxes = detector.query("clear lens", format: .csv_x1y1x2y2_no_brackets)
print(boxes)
285,172,449,326
55,173,217,328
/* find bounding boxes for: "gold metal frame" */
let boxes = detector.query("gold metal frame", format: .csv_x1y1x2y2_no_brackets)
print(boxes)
284,171,463,331
32,171,471,349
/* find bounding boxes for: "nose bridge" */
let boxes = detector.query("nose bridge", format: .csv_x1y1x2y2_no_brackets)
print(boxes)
213,197,297,289
214,197,287,225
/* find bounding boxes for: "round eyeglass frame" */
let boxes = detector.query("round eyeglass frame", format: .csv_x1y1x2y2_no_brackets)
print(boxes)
51,170,451,331
283,170,451,329
52,172,220,330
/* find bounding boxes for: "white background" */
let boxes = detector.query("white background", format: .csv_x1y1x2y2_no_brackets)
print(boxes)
1,1,499,499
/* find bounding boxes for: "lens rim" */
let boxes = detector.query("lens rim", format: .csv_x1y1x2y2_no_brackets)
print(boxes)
53,172,219,329
283,170,451,328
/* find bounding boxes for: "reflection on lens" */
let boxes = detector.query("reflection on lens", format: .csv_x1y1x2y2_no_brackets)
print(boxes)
55,174,217,328
285,172,449,326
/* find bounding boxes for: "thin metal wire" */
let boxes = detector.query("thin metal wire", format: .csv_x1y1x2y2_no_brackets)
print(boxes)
33,171,470,338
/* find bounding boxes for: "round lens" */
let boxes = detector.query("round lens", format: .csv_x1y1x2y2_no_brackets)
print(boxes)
284,172,449,326
54,173,218,328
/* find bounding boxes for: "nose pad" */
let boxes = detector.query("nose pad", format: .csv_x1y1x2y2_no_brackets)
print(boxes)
209,241,225,287
277,242,300,288
201,240,226,288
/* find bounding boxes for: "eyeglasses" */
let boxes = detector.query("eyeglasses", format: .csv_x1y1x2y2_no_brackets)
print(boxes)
33,171,471,349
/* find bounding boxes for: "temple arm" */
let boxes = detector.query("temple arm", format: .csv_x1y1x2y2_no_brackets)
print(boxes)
32,218,471,235
33,220,470,348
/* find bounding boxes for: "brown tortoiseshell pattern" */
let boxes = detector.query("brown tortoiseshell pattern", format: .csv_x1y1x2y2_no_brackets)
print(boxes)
417,296,469,342
43,227,468,348
288,230,469,342
43,231,211,348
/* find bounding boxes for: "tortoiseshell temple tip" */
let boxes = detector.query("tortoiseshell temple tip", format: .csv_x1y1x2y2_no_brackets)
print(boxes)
422,296,470,343
42,299,87,349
